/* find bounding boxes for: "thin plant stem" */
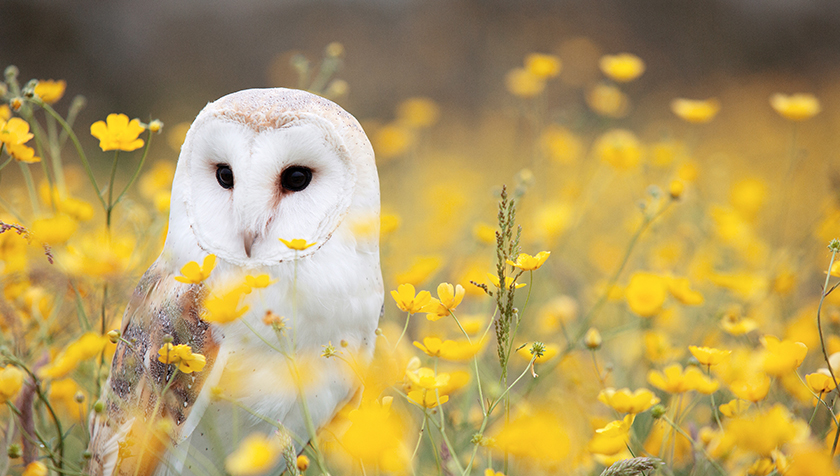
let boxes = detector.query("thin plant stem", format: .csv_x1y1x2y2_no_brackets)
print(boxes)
112,131,153,206
106,151,120,228
660,414,726,476
394,311,412,349
19,162,40,216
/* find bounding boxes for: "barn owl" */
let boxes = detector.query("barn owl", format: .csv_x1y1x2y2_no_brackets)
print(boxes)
88,88,383,475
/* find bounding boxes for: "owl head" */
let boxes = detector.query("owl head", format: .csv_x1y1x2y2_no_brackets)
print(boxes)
164,88,379,268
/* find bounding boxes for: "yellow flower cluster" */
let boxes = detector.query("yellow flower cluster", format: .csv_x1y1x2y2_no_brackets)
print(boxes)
157,343,206,373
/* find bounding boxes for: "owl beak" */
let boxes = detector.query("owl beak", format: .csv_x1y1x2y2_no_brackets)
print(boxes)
244,230,258,258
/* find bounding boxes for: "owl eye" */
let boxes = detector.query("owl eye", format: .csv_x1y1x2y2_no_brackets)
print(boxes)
280,166,313,192
216,164,234,189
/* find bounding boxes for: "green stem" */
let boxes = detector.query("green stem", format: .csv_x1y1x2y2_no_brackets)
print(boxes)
661,414,726,475
106,151,120,228
112,131,153,206
19,161,41,216
394,311,412,349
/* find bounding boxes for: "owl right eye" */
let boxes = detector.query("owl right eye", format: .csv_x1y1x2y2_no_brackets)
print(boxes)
216,164,234,189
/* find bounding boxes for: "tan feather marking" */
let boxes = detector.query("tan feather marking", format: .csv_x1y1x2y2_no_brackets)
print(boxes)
88,263,221,476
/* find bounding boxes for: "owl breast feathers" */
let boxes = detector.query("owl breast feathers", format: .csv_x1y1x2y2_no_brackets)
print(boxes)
88,88,383,476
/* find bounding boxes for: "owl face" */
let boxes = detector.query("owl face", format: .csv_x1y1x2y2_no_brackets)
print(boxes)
169,89,376,268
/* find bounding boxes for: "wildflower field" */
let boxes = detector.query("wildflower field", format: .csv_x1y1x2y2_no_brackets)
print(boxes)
1,24,840,476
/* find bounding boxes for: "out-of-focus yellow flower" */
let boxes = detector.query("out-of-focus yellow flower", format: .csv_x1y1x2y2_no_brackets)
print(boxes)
296,454,309,471
30,214,78,244
719,398,750,418
63,229,136,277
90,113,145,151
243,274,276,291
805,372,837,394
537,296,578,333
689,346,731,366
204,285,250,324
648,363,718,394
770,93,820,121
39,184,95,221
484,469,504,476
279,238,316,250
599,53,645,82
414,336,484,362
644,420,693,464
49,378,86,420
586,83,629,118
424,282,465,320
670,98,720,123
597,388,659,414
0,366,23,403
625,272,668,317
40,332,110,379
525,53,561,79
0,105,10,121
786,443,839,476
391,283,431,314
730,178,767,220
533,202,573,241
406,367,449,390
0,117,34,146
166,121,191,151
505,68,545,97
373,123,414,160
729,374,772,402
507,251,550,271
668,180,684,200
644,331,681,363
539,125,581,164
34,79,67,104
725,405,800,456
516,343,559,364
174,255,216,284
341,399,407,472
594,129,643,170
721,311,760,336
21,461,48,476
667,277,703,305
395,256,442,286
157,343,206,374
473,222,496,245
761,335,807,376
396,97,440,129
587,414,634,456
139,161,175,200
225,433,282,476
495,409,570,464
407,389,448,408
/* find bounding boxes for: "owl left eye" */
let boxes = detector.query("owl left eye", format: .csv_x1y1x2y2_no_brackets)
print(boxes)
280,166,313,192
216,164,234,189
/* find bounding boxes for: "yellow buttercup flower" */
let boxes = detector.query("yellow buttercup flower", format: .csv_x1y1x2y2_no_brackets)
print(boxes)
21,462,48,476
0,105,9,121
721,312,759,336
770,93,820,121
473,222,497,245
670,98,720,123
689,345,731,366
341,399,407,472
90,113,145,151
599,53,645,82
507,251,550,271
494,409,570,464
0,117,33,145
204,286,250,324
761,335,807,376
407,389,449,408
423,282,465,321
7,143,40,163
157,343,206,374
587,414,634,456
648,363,718,394
225,433,282,476
395,255,442,286
729,374,771,403
406,367,450,390
244,274,277,290
719,398,751,418
373,123,414,160
668,277,703,305
584,327,602,350
805,372,837,394
539,125,582,165
684,367,720,394
0,366,23,403
725,405,799,456
174,255,216,284
30,214,77,244
396,97,440,129
279,237,317,250
625,272,668,317
39,332,110,379
586,83,629,118
486,272,526,290
391,283,432,314
597,388,660,414
34,79,67,104
414,336,484,362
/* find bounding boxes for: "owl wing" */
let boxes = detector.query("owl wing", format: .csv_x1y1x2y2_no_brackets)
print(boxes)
88,261,222,476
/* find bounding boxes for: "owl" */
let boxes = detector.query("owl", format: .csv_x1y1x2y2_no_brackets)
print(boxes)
88,88,383,475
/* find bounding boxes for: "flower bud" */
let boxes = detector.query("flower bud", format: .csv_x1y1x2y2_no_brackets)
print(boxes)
375,327,383,336
7,444,22,459
584,327,602,350
74,392,85,403
650,404,666,419
83,450,92,460
296,454,310,471
340,339,349,348
669,180,684,200
107,329,121,344
10,98,22,111
93,400,105,414
325,42,344,58
148,119,163,133
163,334,174,344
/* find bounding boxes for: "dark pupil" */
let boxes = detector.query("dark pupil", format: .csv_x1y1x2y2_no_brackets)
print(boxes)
281,166,312,192
216,165,234,189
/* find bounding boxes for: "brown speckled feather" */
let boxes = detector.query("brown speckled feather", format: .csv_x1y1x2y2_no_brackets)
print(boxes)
88,262,221,476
